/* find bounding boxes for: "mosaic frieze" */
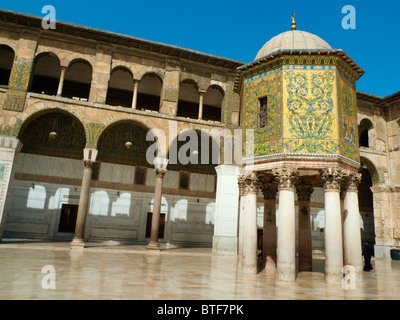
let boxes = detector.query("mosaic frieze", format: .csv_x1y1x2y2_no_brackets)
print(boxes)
3,59,33,112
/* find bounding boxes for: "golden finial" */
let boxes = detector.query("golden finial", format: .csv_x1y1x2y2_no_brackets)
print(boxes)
291,13,296,30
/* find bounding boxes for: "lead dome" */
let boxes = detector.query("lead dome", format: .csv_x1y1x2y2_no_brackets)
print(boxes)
255,29,332,61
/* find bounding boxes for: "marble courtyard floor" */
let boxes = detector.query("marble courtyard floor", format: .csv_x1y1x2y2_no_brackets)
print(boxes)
0,239,399,300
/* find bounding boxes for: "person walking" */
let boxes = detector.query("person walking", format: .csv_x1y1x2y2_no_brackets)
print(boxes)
363,241,375,274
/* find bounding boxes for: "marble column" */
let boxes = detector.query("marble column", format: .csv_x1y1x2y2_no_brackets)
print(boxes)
132,80,139,109
56,66,67,96
241,171,259,275
147,168,167,250
320,167,344,285
296,184,314,272
260,180,278,269
275,167,298,282
237,173,246,270
342,172,363,282
0,137,22,241
198,91,205,120
70,160,95,250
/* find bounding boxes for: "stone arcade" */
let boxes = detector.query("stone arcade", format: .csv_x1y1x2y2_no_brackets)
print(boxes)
0,9,399,284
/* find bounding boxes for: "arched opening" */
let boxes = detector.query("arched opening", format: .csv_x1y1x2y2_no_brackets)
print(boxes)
203,85,224,122
97,120,153,167
61,59,92,101
168,129,219,175
18,109,86,160
359,118,374,148
105,67,134,108
177,80,199,119
29,52,61,96
0,45,15,86
359,160,376,246
137,73,162,112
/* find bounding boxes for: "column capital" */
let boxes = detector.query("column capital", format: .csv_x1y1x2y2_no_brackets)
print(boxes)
155,168,167,178
238,171,259,195
296,184,314,201
83,160,96,169
320,167,344,191
273,167,298,190
342,172,362,192
260,180,278,200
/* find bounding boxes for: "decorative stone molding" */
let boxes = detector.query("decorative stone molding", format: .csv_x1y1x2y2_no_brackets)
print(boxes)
273,167,298,190
296,184,314,201
320,167,343,191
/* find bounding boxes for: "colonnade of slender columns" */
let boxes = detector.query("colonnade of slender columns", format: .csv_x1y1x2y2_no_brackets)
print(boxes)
238,166,363,285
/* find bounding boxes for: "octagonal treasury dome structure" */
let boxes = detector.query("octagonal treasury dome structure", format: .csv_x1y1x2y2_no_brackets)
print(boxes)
235,20,365,174
255,29,332,61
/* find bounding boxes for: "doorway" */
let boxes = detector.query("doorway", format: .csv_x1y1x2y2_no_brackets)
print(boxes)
58,204,78,233
145,212,166,239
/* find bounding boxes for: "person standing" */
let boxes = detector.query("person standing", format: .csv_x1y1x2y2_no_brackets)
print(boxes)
363,241,375,273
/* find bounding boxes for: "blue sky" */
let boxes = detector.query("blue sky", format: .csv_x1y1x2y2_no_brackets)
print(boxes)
1,0,399,97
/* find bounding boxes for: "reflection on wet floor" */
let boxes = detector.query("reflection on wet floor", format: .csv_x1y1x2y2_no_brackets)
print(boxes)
0,240,399,300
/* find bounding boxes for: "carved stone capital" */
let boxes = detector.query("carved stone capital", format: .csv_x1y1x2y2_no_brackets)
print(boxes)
273,167,298,190
238,171,260,195
342,172,362,192
260,180,278,200
320,167,343,191
155,168,167,178
83,160,95,169
237,174,247,197
296,184,314,201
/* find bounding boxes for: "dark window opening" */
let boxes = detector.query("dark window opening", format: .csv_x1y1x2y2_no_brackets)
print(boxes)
137,73,162,112
0,46,15,87
134,166,147,185
62,60,92,101
137,92,161,112
203,86,224,122
177,80,199,119
30,53,60,96
258,96,268,128
106,68,133,107
179,171,190,190
106,87,133,108
359,129,369,148
176,100,199,119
